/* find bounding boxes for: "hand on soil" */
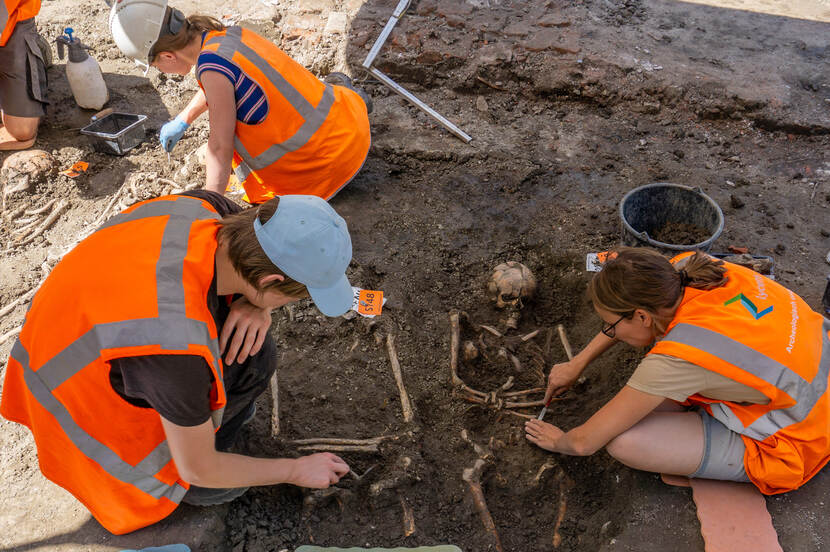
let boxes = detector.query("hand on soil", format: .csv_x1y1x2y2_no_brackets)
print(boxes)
544,361,583,403
220,297,272,365
290,453,350,488
525,419,565,452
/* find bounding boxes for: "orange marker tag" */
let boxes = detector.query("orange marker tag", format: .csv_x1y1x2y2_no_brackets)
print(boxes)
586,250,619,272
357,289,384,316
61,161,89,178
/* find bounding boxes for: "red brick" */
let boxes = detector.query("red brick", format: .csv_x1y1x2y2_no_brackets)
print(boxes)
414,0,438,16
538,13,571,27
468,14,505,33
522,29,580,54
436,0,474,18
445,15,465,28
503,21,533,37
417,51,444,65
476,42,514,66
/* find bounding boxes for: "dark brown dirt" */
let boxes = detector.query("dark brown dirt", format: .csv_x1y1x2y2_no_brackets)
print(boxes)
232,247,646,551
652,221,712,245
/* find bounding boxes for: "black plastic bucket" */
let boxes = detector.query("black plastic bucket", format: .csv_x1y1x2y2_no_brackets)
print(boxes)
619,183,724,253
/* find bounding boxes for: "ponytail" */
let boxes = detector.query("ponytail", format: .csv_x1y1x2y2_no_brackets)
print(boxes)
149,12,225,61
186,15,225,33
681,252,728,290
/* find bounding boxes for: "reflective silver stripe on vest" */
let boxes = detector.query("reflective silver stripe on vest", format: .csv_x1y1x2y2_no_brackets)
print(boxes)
662,321,830,441
97,195,216,233
0,7,8,37
204,26,335,170
234,160,252,183
13,339,187,502
32,318,219,392
0,2,8,36
9,196,225,503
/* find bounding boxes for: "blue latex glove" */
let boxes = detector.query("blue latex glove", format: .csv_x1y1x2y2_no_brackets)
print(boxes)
159,116,190,152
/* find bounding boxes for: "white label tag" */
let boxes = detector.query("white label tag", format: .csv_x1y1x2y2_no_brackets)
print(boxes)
586,251,614,272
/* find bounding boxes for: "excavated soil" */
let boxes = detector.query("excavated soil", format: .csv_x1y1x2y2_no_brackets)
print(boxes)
1,0,829,551
651,221,711,245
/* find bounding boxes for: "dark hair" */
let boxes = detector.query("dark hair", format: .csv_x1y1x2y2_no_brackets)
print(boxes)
149,13,225,62
217,198,309,298
587,247,727,332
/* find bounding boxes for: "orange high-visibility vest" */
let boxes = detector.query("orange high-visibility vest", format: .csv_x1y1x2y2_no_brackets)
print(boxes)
650,252,830,494
1,195,228,534
199,27,371,204
0,0,39,46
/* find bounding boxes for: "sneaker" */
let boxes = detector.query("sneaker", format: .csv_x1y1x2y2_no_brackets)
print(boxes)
324,71,373,114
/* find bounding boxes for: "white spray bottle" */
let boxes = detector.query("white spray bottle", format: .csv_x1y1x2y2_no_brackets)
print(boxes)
56,27,109,110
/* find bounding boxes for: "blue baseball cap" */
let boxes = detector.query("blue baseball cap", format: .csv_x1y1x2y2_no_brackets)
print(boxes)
253,195,353,317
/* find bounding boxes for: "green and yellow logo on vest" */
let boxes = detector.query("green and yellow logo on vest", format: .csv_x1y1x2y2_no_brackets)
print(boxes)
724,293,773,320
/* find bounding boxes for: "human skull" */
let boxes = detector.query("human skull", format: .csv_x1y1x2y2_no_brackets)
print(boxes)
1,149,55,198
487,261,536,309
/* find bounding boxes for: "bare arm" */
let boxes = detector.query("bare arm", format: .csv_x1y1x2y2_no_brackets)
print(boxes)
177,89,209,125
161,416,350,489
545,331,619,401
527,385,666,455
200,71,237,195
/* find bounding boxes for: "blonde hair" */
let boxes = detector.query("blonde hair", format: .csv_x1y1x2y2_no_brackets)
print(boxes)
587,247,727,332
217,198,310,299
149,14,224,61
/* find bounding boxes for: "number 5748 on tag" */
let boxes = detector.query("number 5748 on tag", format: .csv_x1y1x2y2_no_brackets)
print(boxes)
358,290,384,316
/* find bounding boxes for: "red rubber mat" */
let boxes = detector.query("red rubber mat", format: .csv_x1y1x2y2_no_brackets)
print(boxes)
661,474,782,552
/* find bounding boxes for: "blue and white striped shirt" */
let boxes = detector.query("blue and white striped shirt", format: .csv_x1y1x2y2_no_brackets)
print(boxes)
196,40,268,124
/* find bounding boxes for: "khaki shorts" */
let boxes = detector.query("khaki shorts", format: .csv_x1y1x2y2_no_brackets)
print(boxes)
0,18,48,118
689,409,750,482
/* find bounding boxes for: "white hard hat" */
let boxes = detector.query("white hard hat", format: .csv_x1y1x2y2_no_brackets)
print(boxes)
109,0,184,71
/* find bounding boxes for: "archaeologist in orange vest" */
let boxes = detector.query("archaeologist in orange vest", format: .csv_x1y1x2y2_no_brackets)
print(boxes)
109,0,371,204
0,0,49,150
1,190,356,534
525,247,830,495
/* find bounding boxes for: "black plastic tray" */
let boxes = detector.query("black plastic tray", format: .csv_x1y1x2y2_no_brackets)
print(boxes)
80,112,147,156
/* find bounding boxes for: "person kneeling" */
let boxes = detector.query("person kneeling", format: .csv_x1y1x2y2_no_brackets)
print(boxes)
2,190,355,534
526,247,830,495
